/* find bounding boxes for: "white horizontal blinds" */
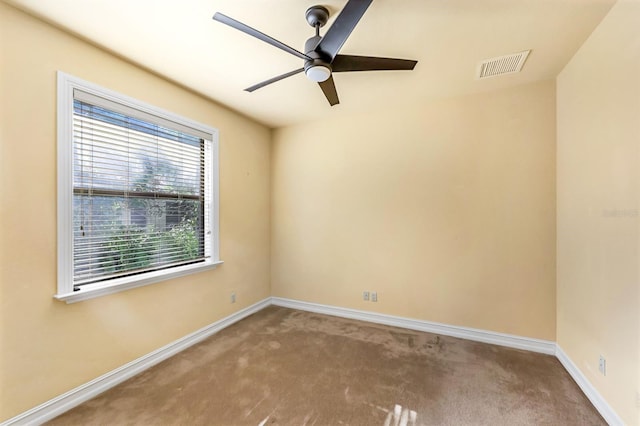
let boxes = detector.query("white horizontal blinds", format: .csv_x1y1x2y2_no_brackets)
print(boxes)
73,90,212,141
72,91,211,286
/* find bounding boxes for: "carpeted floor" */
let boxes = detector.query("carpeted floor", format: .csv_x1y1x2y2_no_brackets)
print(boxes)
47,306,604,425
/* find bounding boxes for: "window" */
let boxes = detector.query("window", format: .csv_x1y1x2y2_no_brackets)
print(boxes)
56,72,221,303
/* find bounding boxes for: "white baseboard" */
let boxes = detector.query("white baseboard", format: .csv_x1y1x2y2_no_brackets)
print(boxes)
271,297,556,355
555,346,624,426
0,298,271,426
4,297,622,426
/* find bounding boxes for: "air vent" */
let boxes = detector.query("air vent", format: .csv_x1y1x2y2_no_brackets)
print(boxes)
476,50,531,79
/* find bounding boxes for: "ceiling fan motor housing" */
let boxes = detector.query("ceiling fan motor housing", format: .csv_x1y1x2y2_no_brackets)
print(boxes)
304,35,332,81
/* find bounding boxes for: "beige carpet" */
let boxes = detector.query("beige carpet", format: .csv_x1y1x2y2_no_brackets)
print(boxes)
47,306,604,425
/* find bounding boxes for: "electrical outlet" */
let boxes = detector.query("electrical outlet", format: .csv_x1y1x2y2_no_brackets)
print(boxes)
363,291,370,301
231,292,236,304
598,355,606,375
371,292,378,302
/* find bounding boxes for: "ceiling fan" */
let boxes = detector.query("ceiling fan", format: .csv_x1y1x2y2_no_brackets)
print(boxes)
213,0,418,106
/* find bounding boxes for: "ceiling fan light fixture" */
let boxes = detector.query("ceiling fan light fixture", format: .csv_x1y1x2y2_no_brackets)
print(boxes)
305,64,332,82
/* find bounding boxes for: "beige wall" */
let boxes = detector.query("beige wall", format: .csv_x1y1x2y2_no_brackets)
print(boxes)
271,80,557,341
0,4,271,421
556,0,640,424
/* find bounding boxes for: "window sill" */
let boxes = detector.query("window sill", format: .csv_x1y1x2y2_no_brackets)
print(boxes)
54,260,224,303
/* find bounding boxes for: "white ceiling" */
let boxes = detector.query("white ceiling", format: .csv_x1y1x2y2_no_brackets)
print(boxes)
6,0,615,128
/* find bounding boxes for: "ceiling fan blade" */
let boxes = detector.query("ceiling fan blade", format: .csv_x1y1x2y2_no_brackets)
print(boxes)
314,0,373,61
318,75,340,106
332,55,418,72
245,68,305,92
213,13,311,61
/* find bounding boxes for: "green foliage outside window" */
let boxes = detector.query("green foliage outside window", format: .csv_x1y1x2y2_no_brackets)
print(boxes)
104,225,154,272
167,218,200,261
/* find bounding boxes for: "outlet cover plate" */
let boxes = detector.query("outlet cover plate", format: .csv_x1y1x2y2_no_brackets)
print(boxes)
598,355,606,375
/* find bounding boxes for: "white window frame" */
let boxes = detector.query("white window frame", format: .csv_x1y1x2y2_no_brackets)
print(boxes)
56,72,222,303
